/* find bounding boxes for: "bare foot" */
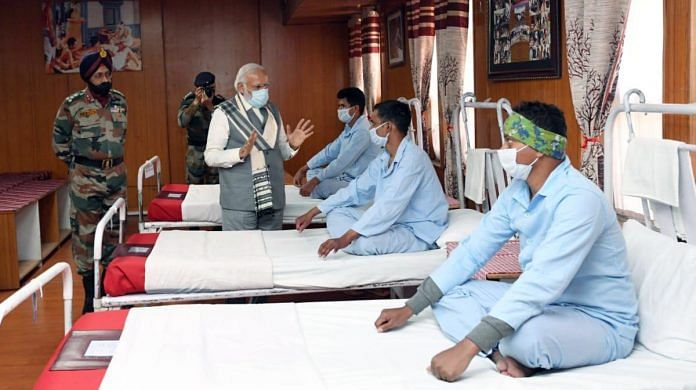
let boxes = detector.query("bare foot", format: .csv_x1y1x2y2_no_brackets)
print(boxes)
489,351,536,378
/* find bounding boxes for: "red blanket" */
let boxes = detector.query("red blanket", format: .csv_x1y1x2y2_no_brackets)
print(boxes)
103,233,158,297
146,184,189,222
34,310,128,390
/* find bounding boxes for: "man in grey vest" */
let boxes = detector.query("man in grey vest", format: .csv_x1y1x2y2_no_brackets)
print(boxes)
205,63,314,230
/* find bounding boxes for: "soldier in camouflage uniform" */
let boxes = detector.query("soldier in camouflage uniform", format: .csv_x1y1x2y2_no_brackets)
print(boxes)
178,71,226,184
52,49,127,313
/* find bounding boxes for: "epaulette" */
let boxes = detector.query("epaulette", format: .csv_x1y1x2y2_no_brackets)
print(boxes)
65,90,86,105
111,89,126,99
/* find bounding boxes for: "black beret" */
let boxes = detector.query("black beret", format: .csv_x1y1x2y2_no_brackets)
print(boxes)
194,71,215,87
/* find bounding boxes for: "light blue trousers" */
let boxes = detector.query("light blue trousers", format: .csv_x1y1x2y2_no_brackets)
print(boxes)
326,206,432,255
307,168,350,199
432,280,634,370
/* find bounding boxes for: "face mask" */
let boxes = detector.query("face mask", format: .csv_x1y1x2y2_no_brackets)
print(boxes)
497,145,539,180
89,81,112,97
369,122,389,147
337,107,354,123
244,87,269,108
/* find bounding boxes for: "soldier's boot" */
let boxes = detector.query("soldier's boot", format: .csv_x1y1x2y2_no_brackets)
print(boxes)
82,274,95,314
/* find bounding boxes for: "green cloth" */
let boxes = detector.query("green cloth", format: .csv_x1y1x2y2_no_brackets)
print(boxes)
503,113,567,159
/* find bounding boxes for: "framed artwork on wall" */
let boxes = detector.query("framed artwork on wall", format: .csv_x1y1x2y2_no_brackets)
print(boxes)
386,8,406,67
488,0,560,80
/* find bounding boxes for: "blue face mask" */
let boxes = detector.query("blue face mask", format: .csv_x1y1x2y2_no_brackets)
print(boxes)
246,88,269,108
369,122,389,147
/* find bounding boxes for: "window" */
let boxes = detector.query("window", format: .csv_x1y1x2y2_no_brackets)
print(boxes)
612,0,664,213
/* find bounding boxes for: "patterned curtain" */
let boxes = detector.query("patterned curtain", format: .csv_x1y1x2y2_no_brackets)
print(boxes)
435,0,469,198
349,16,364,91
361,8,382,115
565,0,631,188
406,0,436,155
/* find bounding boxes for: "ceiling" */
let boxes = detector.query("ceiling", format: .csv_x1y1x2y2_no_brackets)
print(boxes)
283,0,379,25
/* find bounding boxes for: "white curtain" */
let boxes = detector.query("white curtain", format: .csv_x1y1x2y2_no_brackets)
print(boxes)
435,0,469,198
406,0,436,155
565,0,631,188
361,8,382,115
349,16,364,92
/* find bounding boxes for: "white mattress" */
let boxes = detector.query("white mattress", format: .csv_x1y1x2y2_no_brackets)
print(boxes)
265,229,446,289
102,300,696,389
177,184,324,224
145,231,273,293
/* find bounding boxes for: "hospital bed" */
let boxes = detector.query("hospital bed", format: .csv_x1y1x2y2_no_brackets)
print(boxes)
96,197,504,310
604,90,696,242
136,155,325,232
5,217,696,390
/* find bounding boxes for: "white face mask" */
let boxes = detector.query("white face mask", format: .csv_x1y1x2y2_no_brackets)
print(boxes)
497,145,539,180
369,122,389,147
337,107,354,123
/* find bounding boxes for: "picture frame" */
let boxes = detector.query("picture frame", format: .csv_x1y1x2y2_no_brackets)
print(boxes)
488,0,560,80
386,8,405,67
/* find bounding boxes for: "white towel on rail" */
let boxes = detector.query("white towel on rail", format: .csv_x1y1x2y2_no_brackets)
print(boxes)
464,148,489,204
622,138,683,207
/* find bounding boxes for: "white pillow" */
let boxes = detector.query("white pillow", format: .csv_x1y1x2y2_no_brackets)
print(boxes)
437,208,485,247
623,219,696,361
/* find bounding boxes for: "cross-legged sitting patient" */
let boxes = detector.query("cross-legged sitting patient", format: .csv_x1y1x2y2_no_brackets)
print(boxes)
374,101,639,382
296,100,449,257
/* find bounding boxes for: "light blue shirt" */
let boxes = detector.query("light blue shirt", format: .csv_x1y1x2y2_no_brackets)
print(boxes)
319,138,449,244
307,115,379,181
430,158,639,339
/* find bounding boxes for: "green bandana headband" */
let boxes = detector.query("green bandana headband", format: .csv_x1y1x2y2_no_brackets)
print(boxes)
503,113,567,159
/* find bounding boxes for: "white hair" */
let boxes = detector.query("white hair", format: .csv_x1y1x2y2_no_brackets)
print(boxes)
234,63,266,88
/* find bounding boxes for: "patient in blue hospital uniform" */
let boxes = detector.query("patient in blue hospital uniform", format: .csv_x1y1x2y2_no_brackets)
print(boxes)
295,100,449,257
374,101,639,382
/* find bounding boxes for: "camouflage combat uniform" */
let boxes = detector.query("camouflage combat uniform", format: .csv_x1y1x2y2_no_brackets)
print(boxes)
177,92,226,184
52,88,128,276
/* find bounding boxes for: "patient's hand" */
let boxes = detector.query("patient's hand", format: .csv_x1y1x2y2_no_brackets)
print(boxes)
293,165,308,187
318,230,358,258
374,306,413,332
295,213,314,232
445,241,459,257
299,178,319,197
428,338,479,382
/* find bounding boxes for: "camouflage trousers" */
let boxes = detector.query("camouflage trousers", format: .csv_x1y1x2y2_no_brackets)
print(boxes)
186,145,218,185
69,162,127,276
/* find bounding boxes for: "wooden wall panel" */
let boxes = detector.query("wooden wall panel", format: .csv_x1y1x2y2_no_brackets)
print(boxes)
260,0,349,176
162,0,261,185
0,0,349,212
0,5,49,174
472,0,580,167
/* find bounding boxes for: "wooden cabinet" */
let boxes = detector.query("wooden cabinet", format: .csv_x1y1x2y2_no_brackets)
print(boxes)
0,179,70,290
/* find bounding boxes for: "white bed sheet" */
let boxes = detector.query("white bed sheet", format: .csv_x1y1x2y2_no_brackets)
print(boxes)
181,184,222,224
176,184,324,224
102,300,696,390
265,229,446,289
145,230,273,293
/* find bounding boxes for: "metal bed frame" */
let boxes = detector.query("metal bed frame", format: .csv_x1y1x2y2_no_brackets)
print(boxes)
96,198,432,310
0,262,73,334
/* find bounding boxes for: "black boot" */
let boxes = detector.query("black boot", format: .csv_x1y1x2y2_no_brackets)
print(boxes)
82,274,95,314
